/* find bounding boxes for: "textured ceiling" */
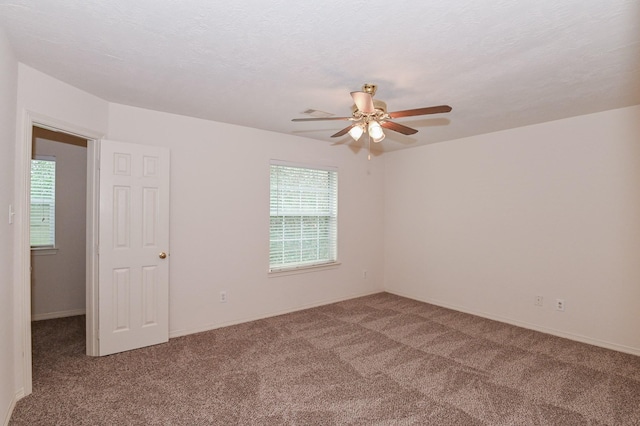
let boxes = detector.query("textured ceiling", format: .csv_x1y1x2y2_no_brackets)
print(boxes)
0,0,639,152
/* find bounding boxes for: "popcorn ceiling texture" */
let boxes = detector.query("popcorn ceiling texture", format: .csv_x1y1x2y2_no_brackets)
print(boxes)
0,0,638,151
10,293,640,425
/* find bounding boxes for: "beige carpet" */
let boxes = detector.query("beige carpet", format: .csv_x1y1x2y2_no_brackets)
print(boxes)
10,293,640,425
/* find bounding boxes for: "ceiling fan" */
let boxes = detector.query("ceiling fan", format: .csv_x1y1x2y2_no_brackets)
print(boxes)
292,83,452,149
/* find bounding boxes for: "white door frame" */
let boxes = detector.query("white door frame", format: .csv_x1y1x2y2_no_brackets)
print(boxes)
16,111,103,397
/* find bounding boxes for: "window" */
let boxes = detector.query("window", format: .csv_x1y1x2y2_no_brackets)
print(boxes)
30,156,56,248
269,162,338,272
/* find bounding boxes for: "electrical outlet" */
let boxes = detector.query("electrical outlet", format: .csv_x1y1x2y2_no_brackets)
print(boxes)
362,269,368,279
534,296,543,306
556,298,565,311
219,291,227,303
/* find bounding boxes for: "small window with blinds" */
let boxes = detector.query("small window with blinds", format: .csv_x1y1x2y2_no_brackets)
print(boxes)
269,162,338,272
30,156,56,248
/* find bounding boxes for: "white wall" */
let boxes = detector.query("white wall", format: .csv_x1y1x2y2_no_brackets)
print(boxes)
31,138,87,320
384,105,640,355
0,25,18,426
16,64,109,135
107,104,385,336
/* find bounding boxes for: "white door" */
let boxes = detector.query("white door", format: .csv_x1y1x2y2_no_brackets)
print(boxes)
98,139,170,356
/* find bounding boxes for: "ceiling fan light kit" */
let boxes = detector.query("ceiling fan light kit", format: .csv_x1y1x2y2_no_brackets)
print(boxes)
348,124,364,141
368,121,384,141
292,83,452,157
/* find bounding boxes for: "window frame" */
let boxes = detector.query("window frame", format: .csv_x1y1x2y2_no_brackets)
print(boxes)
269,160,339,274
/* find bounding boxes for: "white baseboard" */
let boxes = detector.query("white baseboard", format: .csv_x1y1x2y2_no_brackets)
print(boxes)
31,308,86,322
2,389,22,426
169,289,383,339
385,290,640,357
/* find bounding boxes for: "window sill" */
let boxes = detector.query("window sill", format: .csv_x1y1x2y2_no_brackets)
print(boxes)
268,261,341,278
31,247,59,256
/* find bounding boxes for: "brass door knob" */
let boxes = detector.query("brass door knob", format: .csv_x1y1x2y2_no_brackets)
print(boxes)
159,252,167,259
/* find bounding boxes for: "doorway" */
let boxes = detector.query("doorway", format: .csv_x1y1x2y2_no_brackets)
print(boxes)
17,114,102,397
30,126,88,323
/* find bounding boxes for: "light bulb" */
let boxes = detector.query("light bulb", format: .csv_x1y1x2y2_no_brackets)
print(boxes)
348,124,364,141
368,121,384,140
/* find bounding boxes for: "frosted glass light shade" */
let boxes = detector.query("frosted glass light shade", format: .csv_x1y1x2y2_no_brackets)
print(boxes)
349,125,364,141
368,121,384,140
372,132,385,143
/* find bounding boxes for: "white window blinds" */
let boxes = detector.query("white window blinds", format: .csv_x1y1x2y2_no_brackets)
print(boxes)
30,156,56,247
270,163,338,271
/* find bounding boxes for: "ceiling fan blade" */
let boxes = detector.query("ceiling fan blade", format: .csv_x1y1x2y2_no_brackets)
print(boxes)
380,121,418,135
388,105,452,118
291,116,351,122
331,124,356,138
351,91,375,113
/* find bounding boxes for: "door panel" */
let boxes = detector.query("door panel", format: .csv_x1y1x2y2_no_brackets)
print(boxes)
98,139,170,356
